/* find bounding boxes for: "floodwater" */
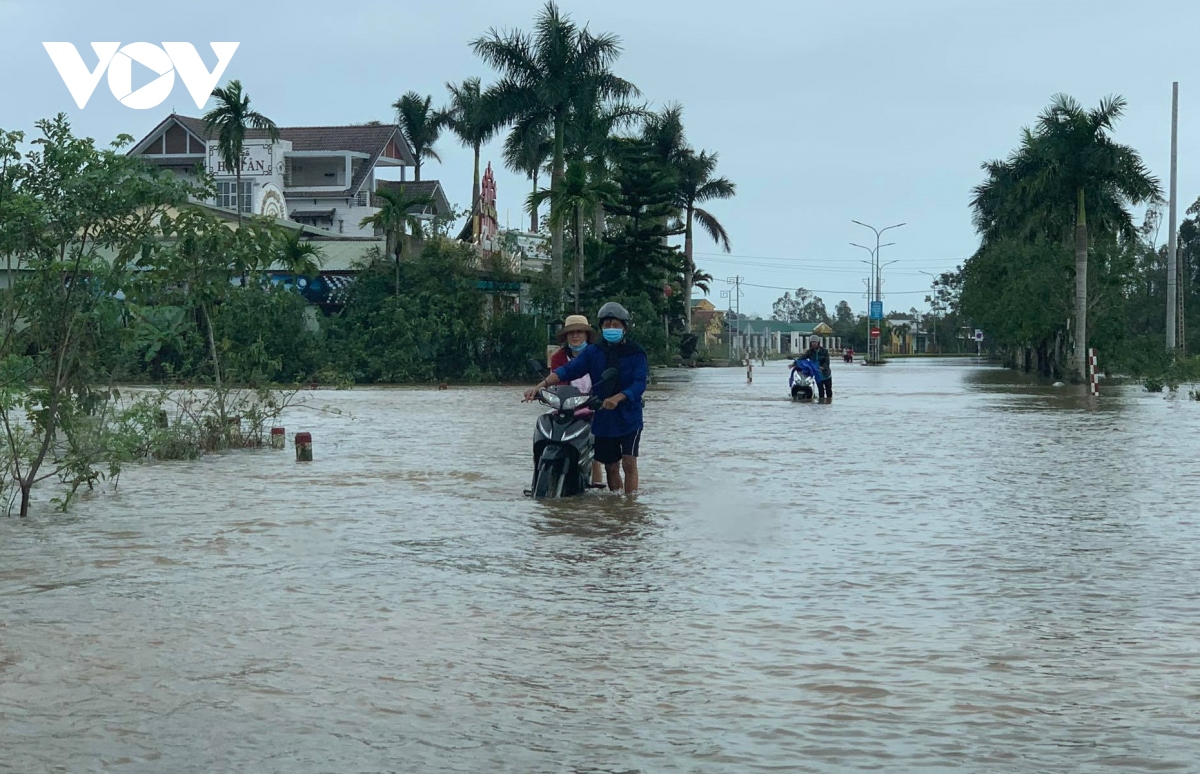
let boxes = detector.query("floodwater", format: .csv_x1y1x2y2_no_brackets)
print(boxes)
3,358,1200,773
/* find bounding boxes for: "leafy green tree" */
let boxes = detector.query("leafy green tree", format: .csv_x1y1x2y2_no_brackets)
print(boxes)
594,139,680,307
970,94,1161,379
0,115,192,516
359,185,434,294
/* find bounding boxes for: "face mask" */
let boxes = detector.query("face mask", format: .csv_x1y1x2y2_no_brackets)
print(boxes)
569,341,587,352
602,328,625,343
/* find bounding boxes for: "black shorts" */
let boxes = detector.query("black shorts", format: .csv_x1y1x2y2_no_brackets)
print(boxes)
594,429,642,464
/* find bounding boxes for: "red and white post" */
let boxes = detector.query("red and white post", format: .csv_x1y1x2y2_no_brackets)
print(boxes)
295,431,313,462
1087,348,1099,397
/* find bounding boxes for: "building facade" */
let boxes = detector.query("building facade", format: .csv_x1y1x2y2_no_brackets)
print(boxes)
128,114,452,237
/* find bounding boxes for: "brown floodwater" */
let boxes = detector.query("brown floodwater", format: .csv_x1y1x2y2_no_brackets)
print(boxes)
3,358,1200,772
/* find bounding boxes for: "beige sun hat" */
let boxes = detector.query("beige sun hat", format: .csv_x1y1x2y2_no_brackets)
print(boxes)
557,314,596,344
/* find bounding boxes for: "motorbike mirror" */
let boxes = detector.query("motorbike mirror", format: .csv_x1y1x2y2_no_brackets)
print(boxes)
600,367,619,383
527,358,550,379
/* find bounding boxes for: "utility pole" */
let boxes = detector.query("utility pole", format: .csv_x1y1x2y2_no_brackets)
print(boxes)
727,276,744,357
1168,81,1179,352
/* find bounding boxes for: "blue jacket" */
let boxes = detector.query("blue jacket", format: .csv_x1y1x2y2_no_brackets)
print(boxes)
554,339,648,437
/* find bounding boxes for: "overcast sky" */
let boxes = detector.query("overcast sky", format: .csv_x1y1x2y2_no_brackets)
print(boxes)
3,0,1199,317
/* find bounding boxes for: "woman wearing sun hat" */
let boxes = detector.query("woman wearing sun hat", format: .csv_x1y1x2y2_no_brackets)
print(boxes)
549,314,596,370
548,314,603,486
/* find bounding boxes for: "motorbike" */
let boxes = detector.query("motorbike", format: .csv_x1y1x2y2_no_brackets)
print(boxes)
789,359,821,401
524,360,619,499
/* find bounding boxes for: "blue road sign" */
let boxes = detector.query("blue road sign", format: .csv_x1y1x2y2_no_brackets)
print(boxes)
869,301,883,319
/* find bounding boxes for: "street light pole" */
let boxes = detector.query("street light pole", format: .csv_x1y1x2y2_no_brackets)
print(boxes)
918,269,940,353
852,242,894,360
852,220,906,363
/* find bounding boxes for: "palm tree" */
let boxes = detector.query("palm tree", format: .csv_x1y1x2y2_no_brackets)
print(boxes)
440,77,500,234
564,86,645,238
641,103,688,166
529,160,618,311
676,149,735,330
393,91,442,182
502,120,552,232
359,186,434,294
203,79,279,225
473,0,638,289
277,231,325,279
971,94,1161,379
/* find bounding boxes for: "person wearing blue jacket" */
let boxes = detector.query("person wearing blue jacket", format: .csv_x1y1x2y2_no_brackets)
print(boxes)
524,302,648,494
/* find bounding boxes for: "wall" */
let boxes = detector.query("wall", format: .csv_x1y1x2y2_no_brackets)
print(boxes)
288,156,347,188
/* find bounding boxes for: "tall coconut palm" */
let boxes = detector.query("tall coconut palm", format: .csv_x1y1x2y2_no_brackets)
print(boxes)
203,79,279,225
502,119,553,232
529,160,618,312
641,103,688,166
473,0,638,289
564,86,645,238
440,77,500,233
393,91,442,182
359,186,434,294
971,94,1160,379
676,149,735,329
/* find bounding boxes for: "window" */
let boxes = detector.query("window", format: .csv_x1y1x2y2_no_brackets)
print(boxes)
217,181,252,213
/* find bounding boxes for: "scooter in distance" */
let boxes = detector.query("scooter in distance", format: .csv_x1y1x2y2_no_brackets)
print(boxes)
524,360,619,499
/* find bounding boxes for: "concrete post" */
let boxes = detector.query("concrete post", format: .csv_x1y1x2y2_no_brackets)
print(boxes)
295,432,313,462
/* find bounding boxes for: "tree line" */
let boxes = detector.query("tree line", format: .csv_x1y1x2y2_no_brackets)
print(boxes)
938,92,1200,387
387,0,737,334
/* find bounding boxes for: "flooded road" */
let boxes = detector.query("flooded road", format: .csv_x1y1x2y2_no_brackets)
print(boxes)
4,358,1200,772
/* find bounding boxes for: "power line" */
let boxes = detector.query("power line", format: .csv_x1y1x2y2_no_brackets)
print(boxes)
693,249,970,265
697,257,953,276
735,280,934,296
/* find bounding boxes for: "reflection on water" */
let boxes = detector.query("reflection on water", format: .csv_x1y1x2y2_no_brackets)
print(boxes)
3,358,1200,773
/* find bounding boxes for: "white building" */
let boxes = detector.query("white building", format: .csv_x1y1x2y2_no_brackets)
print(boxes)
128,114,451,240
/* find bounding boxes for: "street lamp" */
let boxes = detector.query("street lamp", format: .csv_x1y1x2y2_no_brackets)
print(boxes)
853,220,906,363
851,242,893,337
918,269,940,353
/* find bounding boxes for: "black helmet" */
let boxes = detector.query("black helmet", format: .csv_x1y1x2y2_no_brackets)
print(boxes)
597,301,631,325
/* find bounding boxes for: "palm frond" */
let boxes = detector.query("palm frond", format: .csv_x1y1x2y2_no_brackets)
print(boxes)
694,208,731,252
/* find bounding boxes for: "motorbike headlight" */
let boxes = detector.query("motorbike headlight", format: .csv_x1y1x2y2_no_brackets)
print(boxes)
540,389,561,409
562,395,588,411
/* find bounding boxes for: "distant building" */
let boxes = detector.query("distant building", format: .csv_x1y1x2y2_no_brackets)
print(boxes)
126,113,544,315
732,319,840,355
128,113,452,238
884,314,929,354
690,298,726,347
